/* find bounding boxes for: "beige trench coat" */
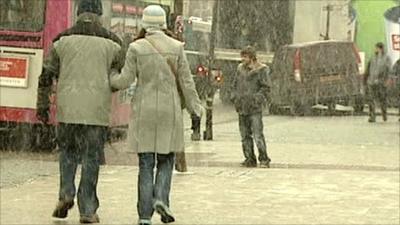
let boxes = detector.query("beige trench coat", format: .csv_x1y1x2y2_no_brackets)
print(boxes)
111,31,201,154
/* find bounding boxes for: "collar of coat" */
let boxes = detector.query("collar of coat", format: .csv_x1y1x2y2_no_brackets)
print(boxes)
145,29,165,37
52,12,122,46
240,62,268,76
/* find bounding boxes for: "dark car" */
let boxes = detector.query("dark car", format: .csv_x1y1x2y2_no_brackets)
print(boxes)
269,40,363,115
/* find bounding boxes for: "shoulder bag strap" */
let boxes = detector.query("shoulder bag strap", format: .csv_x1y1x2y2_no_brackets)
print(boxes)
145,38,185,102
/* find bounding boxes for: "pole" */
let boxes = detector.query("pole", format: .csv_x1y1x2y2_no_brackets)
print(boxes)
320,4,333,40
135,0,138,34
174,0,189,172
203,0,218,141
122,2,127,34
325,4,332,40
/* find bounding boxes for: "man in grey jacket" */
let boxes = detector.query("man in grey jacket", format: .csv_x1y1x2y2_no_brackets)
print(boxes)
364,42,392,122
36,0,122,223
231,46,271,168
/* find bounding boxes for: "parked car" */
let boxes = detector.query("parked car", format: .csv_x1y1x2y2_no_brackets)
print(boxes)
269,40,363,115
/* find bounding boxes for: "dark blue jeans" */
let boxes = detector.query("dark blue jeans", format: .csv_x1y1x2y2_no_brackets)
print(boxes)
137,153,175,220
238,113,270,162
57,123,107,216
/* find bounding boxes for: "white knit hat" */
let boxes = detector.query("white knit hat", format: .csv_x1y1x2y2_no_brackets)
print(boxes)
141,5,167,29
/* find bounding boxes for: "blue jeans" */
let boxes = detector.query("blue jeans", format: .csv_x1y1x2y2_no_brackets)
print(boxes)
137,153,175,220
57,123,107,216
238,113,270,162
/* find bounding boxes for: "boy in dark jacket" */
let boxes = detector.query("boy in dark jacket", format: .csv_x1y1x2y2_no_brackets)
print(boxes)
231,46,271,168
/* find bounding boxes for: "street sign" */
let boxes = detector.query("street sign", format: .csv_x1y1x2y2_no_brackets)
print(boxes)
391,34,400,51
0,56,29,88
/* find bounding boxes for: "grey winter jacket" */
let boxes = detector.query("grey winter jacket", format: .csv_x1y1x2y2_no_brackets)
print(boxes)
231,62,271,115
37,13,123,126
366,53,391,86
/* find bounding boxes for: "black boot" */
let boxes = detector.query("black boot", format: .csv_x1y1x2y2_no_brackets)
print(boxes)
382,112,388,122
191,114,201,141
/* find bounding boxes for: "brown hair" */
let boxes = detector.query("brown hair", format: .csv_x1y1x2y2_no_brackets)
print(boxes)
375,42,385,53
240,45,257,60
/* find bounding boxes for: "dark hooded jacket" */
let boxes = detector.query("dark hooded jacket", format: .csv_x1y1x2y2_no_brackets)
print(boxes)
231,62,271,115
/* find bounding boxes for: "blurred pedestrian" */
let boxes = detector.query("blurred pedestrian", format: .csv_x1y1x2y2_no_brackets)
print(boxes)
190,74,209,141
110,5,203,225
36,0,123,223
230,46,271,168
391,58,400,121
364,42,392,122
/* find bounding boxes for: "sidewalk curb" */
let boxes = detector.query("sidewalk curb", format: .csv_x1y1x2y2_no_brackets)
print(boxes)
185,161,400,172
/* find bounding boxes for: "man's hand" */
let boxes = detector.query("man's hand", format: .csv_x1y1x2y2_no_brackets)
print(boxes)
109,69,120,92
36,107,50,124
254,93,266,105
230,93,236,104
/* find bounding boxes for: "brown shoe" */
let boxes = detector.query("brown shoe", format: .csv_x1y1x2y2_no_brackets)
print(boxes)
52,200,74,218
80,214,100,224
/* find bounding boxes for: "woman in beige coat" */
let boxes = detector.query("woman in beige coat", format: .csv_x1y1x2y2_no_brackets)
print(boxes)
111,5,202,225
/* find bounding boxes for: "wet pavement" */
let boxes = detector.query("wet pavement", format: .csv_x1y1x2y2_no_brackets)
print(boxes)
1,166,399,225
0,156,58,188
1,97,399,224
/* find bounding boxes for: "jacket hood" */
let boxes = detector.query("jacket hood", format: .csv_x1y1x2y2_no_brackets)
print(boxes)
76,12,102,25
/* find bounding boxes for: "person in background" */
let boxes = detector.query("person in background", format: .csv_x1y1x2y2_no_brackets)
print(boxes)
364,42,392,123
231,46,271,168
110,5,203,225
391,58,400,121
36,0,123,223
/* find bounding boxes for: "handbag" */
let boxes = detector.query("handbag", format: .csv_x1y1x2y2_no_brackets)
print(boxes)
145,38,186,109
